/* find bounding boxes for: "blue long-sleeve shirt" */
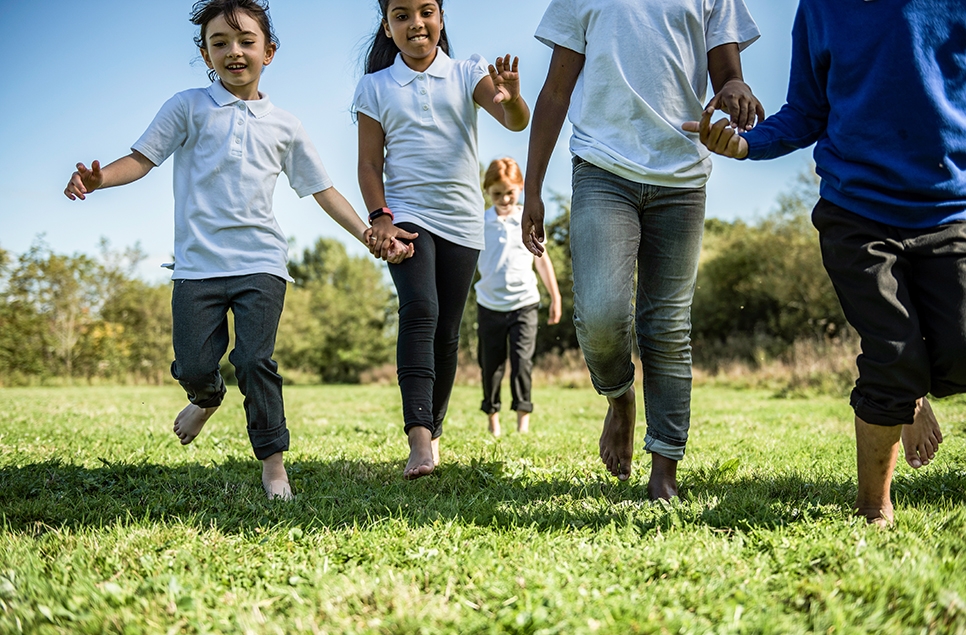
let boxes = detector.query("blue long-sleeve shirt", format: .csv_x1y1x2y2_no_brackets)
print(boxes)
742,0,966,228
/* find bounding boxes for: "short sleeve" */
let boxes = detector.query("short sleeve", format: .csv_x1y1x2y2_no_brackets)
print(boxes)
706,0,760,53
534,0,586,54
466,54,490,93
282,124,333,198
131,93,189,167
352,74,380,123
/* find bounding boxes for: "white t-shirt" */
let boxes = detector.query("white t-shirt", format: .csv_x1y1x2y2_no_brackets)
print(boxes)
535,0,759,187
133,81,332,281
475,205,541,312
353,50,490,249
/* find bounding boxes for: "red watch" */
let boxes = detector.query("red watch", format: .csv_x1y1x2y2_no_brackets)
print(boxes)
368,207,394,224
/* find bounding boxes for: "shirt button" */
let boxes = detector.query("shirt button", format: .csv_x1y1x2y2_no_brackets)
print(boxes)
417,74,425,80
234,138,241,144
422,105,429,111
420,89,427,95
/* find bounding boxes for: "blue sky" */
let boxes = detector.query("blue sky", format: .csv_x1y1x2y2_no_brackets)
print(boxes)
0,0,807,282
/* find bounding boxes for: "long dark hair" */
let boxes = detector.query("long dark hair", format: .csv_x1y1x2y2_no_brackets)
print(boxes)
364,0,451,74
190,0,280,82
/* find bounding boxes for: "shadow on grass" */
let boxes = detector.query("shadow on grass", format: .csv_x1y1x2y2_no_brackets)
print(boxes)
2,458,963,535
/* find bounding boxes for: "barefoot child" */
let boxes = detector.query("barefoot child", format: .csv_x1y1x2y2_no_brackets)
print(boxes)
354,0,530,479
522,0,762,499
684,0,965,525
64,0,410,500
476,158,562,437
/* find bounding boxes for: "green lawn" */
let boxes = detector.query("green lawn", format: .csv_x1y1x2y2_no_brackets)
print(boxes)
1,384,965,634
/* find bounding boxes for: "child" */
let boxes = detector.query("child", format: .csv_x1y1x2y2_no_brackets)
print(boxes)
64,0,410,500
476,158,562,437
684,0,966,525
522,0,762,499
354,0,530,479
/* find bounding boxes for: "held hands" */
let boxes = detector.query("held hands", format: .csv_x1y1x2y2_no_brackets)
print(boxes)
705,78,764,132
363,217,417,264
681,110,750,159
522,197,546,257
488,55,521,105
64,161,103,200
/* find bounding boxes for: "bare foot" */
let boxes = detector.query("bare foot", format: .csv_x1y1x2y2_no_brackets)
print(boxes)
516,411,530,434
431,436,441,466
648,453,679,501
173,404,218,445
488,413,502,437
261,452,293,501
404,427,435,480
856,504,894,528
901,397,943,469
599,387,636,481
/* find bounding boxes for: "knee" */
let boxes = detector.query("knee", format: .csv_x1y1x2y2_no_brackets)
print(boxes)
398,298,439,332
232,356,279,384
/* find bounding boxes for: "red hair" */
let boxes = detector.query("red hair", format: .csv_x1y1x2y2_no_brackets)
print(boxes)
484,158,523,190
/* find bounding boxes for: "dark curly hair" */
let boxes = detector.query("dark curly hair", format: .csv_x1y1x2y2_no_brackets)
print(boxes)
364,0,451,74
190,0,279,82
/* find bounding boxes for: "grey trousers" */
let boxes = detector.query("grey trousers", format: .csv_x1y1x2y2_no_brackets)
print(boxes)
170,273,288,459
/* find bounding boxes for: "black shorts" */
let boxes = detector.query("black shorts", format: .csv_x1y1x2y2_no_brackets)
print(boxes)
812,198,966,426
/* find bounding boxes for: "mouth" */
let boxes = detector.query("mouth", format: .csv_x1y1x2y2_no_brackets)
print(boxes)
226,63,248,73
408,34,429,42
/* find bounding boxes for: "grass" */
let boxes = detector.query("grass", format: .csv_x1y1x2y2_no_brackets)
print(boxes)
1,384,965,634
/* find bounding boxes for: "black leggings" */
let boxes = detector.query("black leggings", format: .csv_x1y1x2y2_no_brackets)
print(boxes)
388,224,480,438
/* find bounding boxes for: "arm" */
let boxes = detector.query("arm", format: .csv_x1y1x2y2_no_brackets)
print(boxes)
357,113,418,260
705,42,764,131
533,251,562,325
64,151,155,200
474,55,530,132
684,4,829,161
522,45,584,257
313,186,412,265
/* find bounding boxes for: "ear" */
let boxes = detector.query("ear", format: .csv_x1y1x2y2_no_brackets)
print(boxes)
200,47,214,69
383,19,392,38
263,42,277,67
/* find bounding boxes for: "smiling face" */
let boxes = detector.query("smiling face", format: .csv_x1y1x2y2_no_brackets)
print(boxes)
486,180,522,216
200,10,276,100
382,0,443,71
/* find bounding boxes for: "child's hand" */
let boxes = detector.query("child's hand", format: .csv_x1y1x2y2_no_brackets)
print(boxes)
522,198,546,257
365,218,418,262
704,79,764,132
682,111,749,159
488,55,521,104
65,160,103,200
385,238,415,264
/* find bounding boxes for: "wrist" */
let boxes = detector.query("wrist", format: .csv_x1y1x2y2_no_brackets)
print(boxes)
368,207,394,225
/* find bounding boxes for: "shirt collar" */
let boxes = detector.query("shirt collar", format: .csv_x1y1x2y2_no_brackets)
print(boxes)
207,80,274,118
389,48,454,86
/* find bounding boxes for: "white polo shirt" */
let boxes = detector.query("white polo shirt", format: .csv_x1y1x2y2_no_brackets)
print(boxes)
353,50,490,250
475,205,541,312
535,0,759,188
133,81,333,281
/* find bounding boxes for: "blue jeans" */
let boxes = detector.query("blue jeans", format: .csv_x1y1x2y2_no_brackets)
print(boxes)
570,157,706,461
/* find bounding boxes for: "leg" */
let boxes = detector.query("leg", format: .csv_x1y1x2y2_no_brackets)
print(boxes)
390,227,440,479
855,416,900,526
570,158,640,480
508,304,538,432
636,185,706,499
228,274,290,499
428,237,480,439
477,304,509,436
812,200,934,521
170,278,231,444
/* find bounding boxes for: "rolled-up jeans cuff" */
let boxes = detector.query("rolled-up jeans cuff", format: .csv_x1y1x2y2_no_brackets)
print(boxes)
594,375,635,399
644,435,686,462
248,422,290,460
511,400,533,413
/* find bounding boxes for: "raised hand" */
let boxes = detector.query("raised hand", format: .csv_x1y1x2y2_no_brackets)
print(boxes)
488,54,521,105
65,160,103,200
682,110,749,159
